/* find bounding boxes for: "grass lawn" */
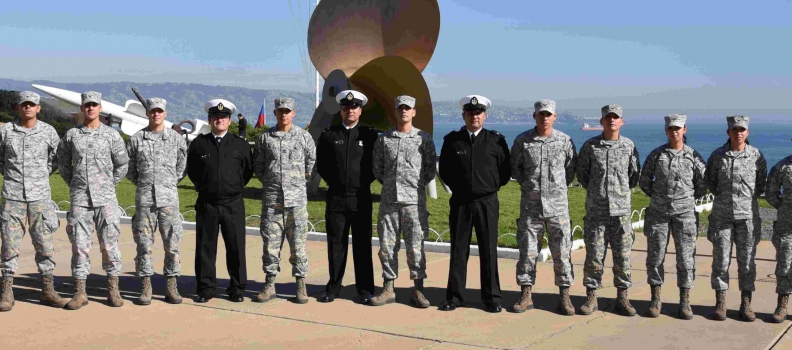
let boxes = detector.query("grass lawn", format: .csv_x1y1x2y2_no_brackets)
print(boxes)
0,174,770,249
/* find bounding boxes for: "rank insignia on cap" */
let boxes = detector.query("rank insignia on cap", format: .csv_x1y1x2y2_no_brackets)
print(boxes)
218,102,224,110
346,92,354,100
471,97,478,105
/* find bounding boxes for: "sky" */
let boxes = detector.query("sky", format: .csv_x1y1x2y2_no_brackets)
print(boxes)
1,0,791,109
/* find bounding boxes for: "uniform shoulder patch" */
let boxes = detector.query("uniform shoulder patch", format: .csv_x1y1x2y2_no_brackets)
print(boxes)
488,129,504,138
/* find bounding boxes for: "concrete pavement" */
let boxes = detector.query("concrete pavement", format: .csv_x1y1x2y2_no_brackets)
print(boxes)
1,219,791,349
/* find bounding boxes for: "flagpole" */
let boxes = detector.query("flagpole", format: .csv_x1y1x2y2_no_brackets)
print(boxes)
315,0,321,110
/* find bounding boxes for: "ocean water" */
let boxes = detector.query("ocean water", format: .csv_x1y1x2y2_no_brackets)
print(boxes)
433,122,792,168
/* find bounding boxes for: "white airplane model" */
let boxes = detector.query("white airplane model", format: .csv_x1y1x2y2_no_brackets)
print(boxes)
31,84,211,142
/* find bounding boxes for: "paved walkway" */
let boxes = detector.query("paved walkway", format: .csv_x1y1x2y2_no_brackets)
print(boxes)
2,220,791,349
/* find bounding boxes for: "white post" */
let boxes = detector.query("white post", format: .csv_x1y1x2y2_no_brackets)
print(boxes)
315,0,321,109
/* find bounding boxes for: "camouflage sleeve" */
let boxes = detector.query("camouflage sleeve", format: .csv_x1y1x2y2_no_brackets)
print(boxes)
628,145,641,189
47,128,60,175
565,138,577,186
373,136,384,184
692,150,708,199
510,137,524,183
421,135,437,185
766,162,783,209
57,134,72,185
110,131,129,185
639,149,656,197
253,135,266,181
497,136,512,187
0,130,6,175
304,132,316,180
176,136,188,182
125,139,139,185
756,150,768,198
576,143,590,189
705,152,719,195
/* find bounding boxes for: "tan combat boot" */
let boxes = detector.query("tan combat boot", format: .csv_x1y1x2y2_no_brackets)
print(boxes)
292,277,309,304
579,287,598,315
645,285,662,318
165,276,182,304
40,275,68,308
678,288,693,320
557,286,575,316
772,294,789,323
712,290,727,321
615,288,636,317
65,279,89,310
739,291,755,322
369,280,396,306
107,275,124,307
410,290,430,308
0,276,14,312
512,285,534,313
254,275,277,303
138,277,152,305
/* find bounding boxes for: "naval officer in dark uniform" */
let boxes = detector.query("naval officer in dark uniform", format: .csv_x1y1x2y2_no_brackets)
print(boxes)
438,95,511,313
187,98,253,303
316,90,379,303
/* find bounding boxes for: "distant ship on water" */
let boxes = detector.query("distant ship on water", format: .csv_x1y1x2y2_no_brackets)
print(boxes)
581,123,604,131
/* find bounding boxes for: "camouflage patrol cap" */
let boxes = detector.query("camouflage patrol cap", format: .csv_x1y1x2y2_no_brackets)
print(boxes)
81,91,102,106
727,115,750,129
664,114,687,128
601,104,623,118
534,99,556,114
146,97,167,111
18,91,40,105
395,95,416,108
274,97,296,111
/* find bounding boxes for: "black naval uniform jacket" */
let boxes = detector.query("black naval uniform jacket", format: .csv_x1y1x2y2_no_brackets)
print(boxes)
316,124,379,197
439,127,512,202
187,132,254,204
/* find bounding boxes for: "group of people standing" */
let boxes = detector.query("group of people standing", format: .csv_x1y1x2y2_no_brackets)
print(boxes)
0,89,790,324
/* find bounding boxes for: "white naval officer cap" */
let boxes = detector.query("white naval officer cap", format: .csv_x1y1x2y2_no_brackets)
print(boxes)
335,90,368,107
459,95,491,111
204,99,236,116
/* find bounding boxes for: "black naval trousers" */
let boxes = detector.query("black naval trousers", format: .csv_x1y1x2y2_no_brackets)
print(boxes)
446,194,502,304
195,196,247,298
324,193,375,296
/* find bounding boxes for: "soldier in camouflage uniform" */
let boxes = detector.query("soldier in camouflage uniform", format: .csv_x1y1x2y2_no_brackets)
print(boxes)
126,97,187,305
767,147,792,323
57,91,129,310
639,114,707,320
510,99,577,315
576,104,641,316
252,97,316,304
369,95,436,308
0,91,68,312
706,115,766,322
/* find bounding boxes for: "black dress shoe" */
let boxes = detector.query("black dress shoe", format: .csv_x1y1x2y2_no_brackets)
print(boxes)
439,300,461,311
195,296,213,303
319,293,337,303
484,302,502,313
357,293,373,305
228,294,244,303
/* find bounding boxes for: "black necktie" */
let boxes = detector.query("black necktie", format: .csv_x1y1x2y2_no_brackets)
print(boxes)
470,133,476,144
216,137,222,144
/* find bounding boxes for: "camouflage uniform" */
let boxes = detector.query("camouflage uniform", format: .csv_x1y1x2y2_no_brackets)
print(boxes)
58,124,129,279
0,120,61,277
254,124,316,277
373,127,436,280
706,142,766,291
511,128,576,287
640,143,707,288
576,134,640,289
767,155,792,294
126,127,187,277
